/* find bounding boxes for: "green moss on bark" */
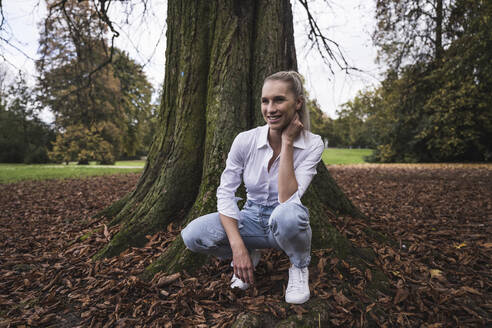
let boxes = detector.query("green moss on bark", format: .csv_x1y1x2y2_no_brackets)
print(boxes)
95,194,129,223
140,237,208,281
93,0,211,259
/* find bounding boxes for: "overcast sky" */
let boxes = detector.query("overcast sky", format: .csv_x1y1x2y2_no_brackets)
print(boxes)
1,0,384,122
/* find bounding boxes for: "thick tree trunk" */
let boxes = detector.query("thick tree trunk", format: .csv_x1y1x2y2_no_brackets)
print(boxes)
95,2,390,321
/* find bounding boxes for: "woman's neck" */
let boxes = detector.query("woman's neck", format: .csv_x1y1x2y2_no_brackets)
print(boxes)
268,128,282,152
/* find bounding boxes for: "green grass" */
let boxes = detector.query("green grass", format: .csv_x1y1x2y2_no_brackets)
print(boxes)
61,160,146,167
0,161,144,184
1,149,371,184
113,160,146,167
322,148,373,165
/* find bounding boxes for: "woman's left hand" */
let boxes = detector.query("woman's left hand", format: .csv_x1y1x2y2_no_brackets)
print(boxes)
282,113,303,143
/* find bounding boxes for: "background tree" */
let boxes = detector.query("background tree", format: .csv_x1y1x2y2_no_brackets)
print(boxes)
306,95,331,145
373,0,448,71
333,98,369,149
415,0,492,161
49,123,116,164
367,0,492,162
0,71,54,163
37,0,121,164
339,88,390,150
38,0,155,164
112,49,154,159
307,88,386,150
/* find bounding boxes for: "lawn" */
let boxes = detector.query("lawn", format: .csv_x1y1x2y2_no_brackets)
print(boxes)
113,160,146,167
0,150,373,184
321,148,373,165
0,161,144,184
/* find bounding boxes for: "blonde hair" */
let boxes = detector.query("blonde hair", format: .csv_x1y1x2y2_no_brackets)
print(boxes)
264,71,310,131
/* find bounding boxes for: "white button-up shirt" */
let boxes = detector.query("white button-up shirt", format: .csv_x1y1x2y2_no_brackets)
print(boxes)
217,125,324,221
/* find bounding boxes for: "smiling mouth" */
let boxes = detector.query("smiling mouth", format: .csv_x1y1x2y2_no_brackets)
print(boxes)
267,115,281,123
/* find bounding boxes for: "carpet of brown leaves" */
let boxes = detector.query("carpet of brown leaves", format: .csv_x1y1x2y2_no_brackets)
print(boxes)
0,166,490,327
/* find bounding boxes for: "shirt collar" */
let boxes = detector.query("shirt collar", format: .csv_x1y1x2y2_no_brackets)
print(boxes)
256,125,307,150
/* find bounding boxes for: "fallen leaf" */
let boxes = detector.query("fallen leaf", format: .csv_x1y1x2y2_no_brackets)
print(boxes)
460,286,482,295
103,224,111,241
365,303,375,313
393,288,409,304
333,289,350,305
157,273,181,287
429,269,445,280
454,242,466,249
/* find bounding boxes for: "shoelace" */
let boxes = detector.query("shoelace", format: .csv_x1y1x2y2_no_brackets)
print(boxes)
287,268,306,291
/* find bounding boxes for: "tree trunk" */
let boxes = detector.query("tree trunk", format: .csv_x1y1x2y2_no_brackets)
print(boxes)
94,1,390,321
435,0,444,62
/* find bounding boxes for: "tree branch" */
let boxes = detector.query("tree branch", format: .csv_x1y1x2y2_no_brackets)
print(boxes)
0,36,37,61
298,0,359,75
0,0,5,31
90,0,119,82
41,0,119,99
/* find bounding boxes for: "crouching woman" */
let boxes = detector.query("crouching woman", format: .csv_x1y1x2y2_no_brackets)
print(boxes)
181,71,324,304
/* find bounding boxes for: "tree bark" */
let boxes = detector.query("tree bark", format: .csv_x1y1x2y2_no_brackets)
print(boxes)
94,1,390,315
435,0,444,62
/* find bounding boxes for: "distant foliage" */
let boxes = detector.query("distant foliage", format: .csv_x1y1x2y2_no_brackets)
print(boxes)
307,98,332,145
112,50,156,159
337,0,491,162
0,72,54,163
373,0,449,71
309,89,381,149
49,124,116,164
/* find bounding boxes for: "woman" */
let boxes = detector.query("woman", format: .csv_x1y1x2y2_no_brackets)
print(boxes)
181,71,324,304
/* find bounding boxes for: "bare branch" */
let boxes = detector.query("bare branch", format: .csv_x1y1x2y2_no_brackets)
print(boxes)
41,0,160,98
0,0,5,31
298,0,360,75
0,36,37,61
90,0,119,82
41,0,120,98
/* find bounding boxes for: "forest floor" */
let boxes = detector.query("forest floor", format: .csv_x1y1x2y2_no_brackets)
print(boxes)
0,165,490,327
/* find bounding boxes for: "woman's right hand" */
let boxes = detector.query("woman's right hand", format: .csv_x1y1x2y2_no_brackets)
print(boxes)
232,243,254,284
219,213,255,284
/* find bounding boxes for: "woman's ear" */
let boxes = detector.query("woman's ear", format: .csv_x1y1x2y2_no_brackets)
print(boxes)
296,97,303,111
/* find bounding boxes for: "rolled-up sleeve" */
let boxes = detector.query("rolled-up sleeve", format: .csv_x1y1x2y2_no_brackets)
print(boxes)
216,134,246,220
282,135,324,205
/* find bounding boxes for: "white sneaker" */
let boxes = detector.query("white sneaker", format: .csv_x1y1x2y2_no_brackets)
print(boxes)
285,265,310,304
230,249,261,290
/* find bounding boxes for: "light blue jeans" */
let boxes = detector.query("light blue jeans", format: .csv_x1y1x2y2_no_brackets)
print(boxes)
181,200,312,268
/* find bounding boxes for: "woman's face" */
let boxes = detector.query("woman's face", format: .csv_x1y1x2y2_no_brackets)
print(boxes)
261,80,301,132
